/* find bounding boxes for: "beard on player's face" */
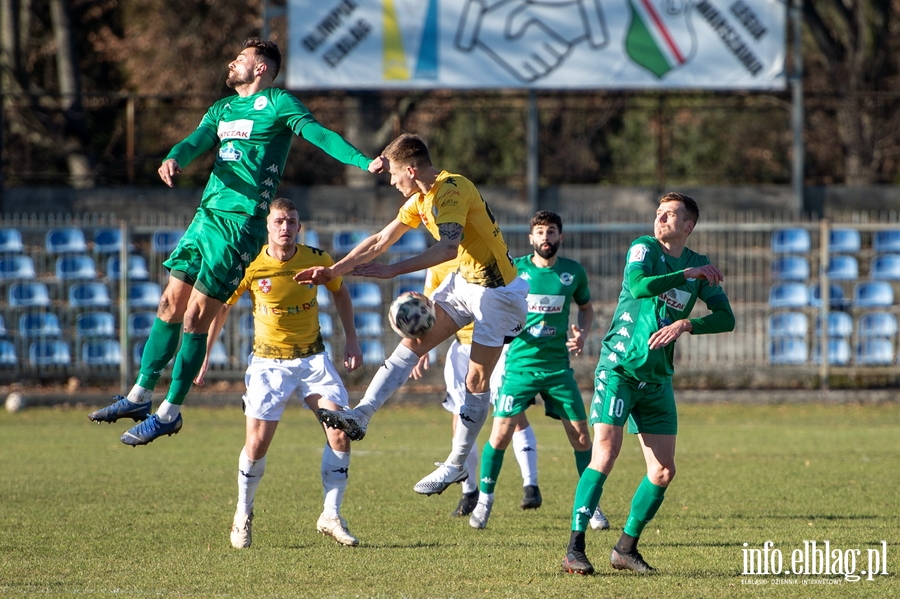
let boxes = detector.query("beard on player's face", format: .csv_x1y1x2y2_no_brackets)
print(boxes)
533,240,560,259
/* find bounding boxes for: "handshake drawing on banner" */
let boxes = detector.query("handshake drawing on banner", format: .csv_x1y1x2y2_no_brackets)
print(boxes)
455,0,608,82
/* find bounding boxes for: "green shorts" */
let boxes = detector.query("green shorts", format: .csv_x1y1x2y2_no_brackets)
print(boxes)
163,207,267,303
492,368,587,422
589,368,678,435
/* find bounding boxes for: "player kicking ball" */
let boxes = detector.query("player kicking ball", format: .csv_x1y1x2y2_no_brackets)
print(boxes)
195,198,363,548
562,193,734,575
294,133,528,497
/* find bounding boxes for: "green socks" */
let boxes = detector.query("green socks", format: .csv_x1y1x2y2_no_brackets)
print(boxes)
571,468,606,532
574,449,592,476
165,332,208,405
135,318,182,390
623,475,668,538
478,443,506,494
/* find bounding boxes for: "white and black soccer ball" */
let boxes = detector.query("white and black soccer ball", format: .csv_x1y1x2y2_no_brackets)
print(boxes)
389,291,436,339
5,392,25,413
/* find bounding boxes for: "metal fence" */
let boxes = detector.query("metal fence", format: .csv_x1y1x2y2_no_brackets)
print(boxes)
3,210,900,388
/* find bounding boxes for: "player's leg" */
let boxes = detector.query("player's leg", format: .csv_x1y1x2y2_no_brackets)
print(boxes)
512,416,540,506
316,305,461,441
444,340,480,517
469,410,521,529
87,276,191,424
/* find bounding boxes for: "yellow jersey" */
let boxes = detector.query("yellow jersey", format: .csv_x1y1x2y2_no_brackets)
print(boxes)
397,170,516,288
228,244,343,359
424,258,474,345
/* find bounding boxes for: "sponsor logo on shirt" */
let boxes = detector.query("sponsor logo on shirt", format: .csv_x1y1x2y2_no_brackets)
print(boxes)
528,323,556,337
218,119,254,140
559,272,573,285
527,294,564,314
254,96,268,110
258,278,272,294
659,288,692,312
629,244,650,263
219,142,242,162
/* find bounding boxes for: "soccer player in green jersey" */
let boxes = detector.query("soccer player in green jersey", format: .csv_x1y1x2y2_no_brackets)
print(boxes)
469,211,603,529
88,38,386,445
562,193,735,575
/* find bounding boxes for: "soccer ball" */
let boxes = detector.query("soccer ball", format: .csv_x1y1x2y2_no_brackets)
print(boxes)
389,291,436,339
5,392,25,413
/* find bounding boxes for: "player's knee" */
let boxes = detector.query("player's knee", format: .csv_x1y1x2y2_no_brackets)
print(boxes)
649,463,675,486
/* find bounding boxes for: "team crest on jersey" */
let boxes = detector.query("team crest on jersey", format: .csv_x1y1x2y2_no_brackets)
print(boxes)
559,272,573,285
218,119,253,140
254,96,268,110
219,142,241,162
258,278,272,294
629,244,650,263
659,288,691,312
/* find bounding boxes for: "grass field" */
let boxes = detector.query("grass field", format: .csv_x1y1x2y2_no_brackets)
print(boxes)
1,400,898,598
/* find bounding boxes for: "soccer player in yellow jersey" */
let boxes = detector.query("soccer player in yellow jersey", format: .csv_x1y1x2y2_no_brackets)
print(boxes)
195,198,364,548
296,133,529,497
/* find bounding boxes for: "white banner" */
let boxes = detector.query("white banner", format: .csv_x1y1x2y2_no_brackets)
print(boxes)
287,0,786,90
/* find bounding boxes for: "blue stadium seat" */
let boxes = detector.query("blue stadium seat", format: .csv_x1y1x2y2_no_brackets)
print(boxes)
768,283,808,308
237,292,252,309
814,311,853,338
347,282,382,308
29,339,70,366
81,339,121,366
207,340,229,366
133,340,146,366
238,312,254,338
301,228,320,249
809,283,848,309
68,281,111,308
56,254,97,280
128,311,156,337
853,281,894,308
316,285,331,309
0,255,36,279
19,312,62,338
826,255,858,281
392,259,428,282
0,228,24,253
107,255,150,281
855,338,894,365
128,282,162,308
354,311,384,337
0,314,6,337
394,283,423,298
0,340,16,366
829,228,861,253
9,282,51,307
333,229,371,254
771,256,810,281
768,312,808,338
873,230,900,254
151,229,185,254
869,254,900,280
856,312,898,338
360,339,385,363
771,228,811,253
389,229,428,254
93,228,125,254
769,337,808,365
319,313,333,338
812,338,851,365
46,228,87,254
76,311,116,338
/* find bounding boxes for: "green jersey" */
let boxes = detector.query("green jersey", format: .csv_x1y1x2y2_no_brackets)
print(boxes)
598,235,730,383
166,87,370,219
505,255,590,370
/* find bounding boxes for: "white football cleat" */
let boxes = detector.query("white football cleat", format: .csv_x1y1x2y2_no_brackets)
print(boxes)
413,462,469,496
316,513,359,547
469,499,493,529
230,512,253,549
589,506,610,530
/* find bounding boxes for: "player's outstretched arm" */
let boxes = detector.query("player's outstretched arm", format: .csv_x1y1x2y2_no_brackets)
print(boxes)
330,284,362,372
158,159,182,188
194,303,234,386
684,263,724,287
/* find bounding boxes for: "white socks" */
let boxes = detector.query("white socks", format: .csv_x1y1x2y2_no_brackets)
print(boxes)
321,445,350,518
355,344,420,419
126,385,152,404
447,391,490,467
461,443,480,494
513,426,538,486
236,448,266,517
155,400,181,423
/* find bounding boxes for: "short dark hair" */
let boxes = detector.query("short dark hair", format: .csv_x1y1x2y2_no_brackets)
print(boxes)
270,197,298,213
530,210,563,233
243,38,282,79
383,133,432,168
660,192,699,224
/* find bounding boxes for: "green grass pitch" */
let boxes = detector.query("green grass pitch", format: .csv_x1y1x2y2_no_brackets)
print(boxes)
1,401,897,598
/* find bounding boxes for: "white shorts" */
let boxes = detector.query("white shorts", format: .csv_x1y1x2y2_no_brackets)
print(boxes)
432,272,529,347
242,352,349,421
442,340,508,414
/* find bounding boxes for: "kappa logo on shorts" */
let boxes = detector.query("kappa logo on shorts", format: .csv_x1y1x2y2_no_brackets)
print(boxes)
258,278,272,294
